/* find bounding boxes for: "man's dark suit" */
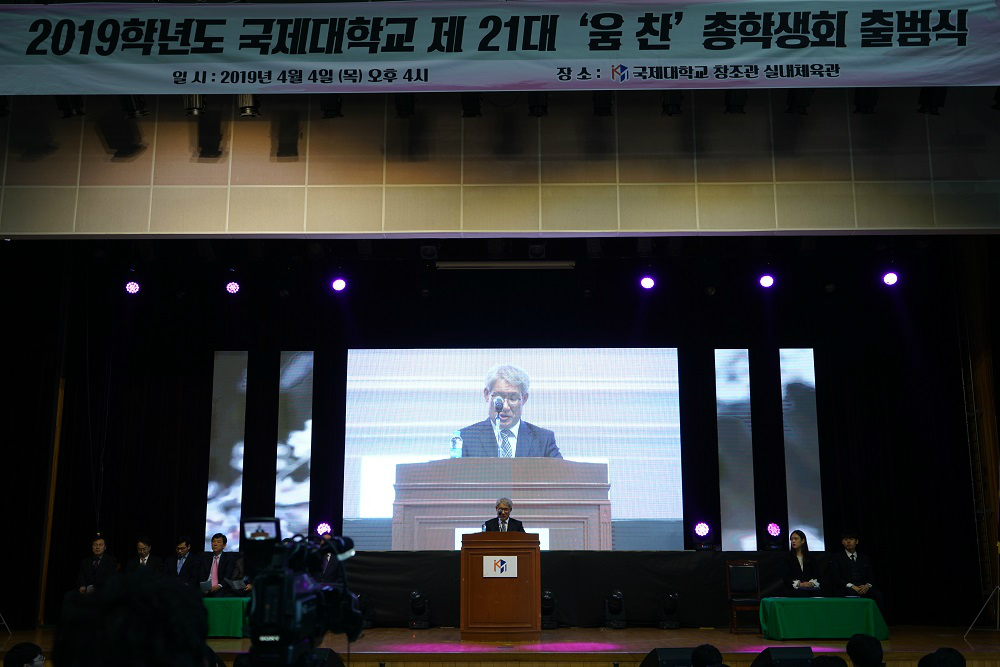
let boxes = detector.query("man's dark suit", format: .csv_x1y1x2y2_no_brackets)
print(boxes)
483,517,526,532
460,420,561,458
124,554,163,575
75,554,119,591
202,552,240,596
164,553,205,590
829,550,885,616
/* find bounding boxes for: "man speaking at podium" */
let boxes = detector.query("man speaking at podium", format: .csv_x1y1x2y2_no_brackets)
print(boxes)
484,497,526,532
460,364,562,458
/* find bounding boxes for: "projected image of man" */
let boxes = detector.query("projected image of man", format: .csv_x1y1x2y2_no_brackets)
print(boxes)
460,364,561,458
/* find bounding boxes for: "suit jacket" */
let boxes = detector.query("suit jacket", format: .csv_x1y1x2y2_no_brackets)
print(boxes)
460,420,561,458
75,554,119,590
830,550,876,592
124,554,164,575
202,551,241,596
164,553,205,589
483,517,526,532
783,553,821,590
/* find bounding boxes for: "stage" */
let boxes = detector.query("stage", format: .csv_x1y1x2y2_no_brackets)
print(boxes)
8,626,1000,667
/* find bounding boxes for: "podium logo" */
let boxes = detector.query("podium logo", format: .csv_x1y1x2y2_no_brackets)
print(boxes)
483,555,518,577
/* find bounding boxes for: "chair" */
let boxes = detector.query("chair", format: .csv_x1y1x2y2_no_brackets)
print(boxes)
727,559,761,634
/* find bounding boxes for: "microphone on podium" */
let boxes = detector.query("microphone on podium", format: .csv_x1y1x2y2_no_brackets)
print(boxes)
493,395,504,416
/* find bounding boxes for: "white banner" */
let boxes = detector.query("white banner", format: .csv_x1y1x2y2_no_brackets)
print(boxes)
0,0,998,94
483,556,518,577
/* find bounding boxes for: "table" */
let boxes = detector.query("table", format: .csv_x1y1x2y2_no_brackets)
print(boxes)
203,596,250,637
759,597,889,640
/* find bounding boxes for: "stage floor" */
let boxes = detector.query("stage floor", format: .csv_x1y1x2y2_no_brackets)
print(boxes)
8,626,1000,666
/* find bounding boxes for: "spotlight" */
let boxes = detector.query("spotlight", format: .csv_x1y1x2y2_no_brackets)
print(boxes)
124,280,141,295
724,90,747,114
225,281,240,294
331,278,347,292
759,274,775,288
56,95,85,118
528,92,548,117
119,95,149,119
883,271,898,286
853,88,878,114
461,92,482,118
785,89,814,115
409,591,430,629
661,91,683,116
917,87,947,115
237,94,261,118
541,589,557,629
640,276,655,289
316,522,332,536
693,521,714,550
764,522,783,550
657,591,680,629
604,589,626,629
183,94,206,117
395,93,415,118
319,94,343,119
593,91,614,117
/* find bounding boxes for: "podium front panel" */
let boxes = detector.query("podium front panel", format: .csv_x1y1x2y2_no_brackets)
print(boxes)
460,532,541,641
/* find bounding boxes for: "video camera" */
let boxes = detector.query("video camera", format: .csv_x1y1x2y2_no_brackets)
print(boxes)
237,518,364,667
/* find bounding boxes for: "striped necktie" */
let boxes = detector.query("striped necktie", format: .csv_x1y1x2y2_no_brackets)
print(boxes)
500,429,513,457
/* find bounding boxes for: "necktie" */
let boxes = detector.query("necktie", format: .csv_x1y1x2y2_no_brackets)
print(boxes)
500,429,513,458
92,558,99,570
211,555,220,587
501,521,507,532
177,555,185,574
851,554,857,562
141,557,147,567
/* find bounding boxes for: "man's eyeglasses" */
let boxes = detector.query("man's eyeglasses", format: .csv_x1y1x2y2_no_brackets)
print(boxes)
490,393,522,405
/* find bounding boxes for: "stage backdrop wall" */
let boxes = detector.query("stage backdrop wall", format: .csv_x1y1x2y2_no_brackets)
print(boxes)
1,235,991,629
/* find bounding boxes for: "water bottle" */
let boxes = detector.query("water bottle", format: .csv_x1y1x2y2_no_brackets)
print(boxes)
449,431,463,458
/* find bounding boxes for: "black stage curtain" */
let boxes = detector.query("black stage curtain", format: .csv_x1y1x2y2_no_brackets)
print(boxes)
2,237,995,629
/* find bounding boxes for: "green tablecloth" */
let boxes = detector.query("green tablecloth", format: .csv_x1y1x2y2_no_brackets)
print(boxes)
203,596,250,637
759,597,889,640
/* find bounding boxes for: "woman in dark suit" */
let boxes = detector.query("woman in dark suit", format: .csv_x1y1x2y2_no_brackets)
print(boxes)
784,529,822,596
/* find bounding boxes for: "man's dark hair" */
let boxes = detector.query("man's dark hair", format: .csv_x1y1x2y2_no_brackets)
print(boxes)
840,529,860,540
846,634,883,667
211,532,227,544
176,535,192,547
54,572,208,667
136,536,151,547
692,644,724,667
4,642,42,667
91,533,106,545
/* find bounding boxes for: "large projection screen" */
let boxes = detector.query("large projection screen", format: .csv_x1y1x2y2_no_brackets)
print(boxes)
343,349,683,551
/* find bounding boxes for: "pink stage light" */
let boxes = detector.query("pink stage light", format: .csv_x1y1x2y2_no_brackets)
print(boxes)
331,278,347,292
694,522,710,538
225,281,240,294
767,522,782,537
759,274,775,288
640,276,655,289
125,281,140,295
883,272,898,286
316,522,332,536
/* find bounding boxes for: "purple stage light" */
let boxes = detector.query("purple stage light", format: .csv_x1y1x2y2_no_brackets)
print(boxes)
226,281,240,294
694,522,710,538
125,280,140,295
316,522,332,536
767,522,782,537
759,274,775,288
883,272,898,286
640,276,655,290
331,278,347,292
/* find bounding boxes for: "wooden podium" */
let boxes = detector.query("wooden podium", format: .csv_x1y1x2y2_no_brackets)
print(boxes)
460,532,541,641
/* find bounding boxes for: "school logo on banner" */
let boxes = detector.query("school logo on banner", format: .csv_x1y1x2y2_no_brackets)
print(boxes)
483,555,518,577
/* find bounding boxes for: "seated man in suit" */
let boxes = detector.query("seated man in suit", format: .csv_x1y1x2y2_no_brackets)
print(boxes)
75,534,118,595
830,530,885,617
483,497,526,532
202,533,241,597
164,535,205,590
123,536,163,575
460,364,561,458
